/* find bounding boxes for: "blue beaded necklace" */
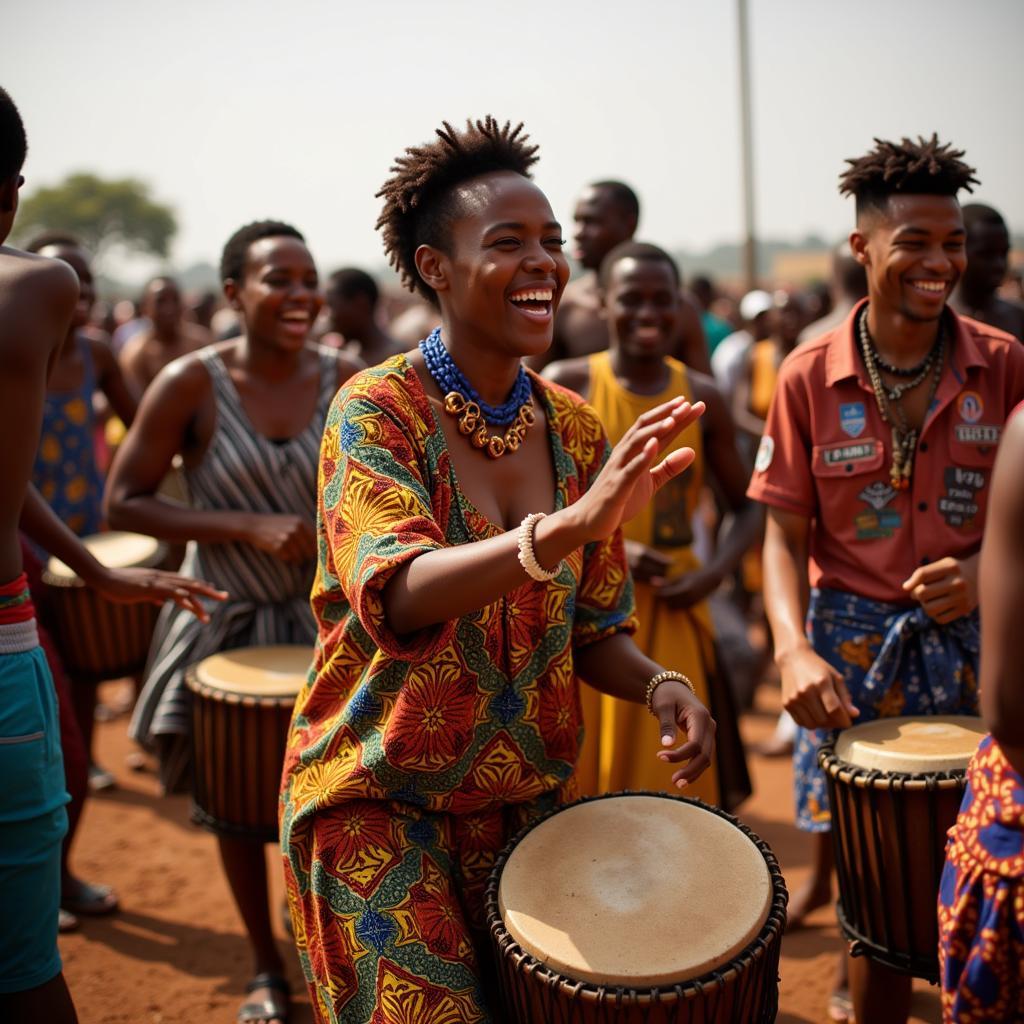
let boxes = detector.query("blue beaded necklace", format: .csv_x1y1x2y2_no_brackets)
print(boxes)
419,327,532,427
419,327,536,459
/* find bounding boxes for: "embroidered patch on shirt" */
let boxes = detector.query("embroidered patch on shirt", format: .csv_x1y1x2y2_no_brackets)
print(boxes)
953,424,1000,445
854,508,902,540
755,435,775,473
822,442,876,466
840,402,866,438
958,391,984,424
858,481,897,511
938,466,986,528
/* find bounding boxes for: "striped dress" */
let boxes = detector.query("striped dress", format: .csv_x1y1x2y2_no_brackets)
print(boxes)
129,345,337,792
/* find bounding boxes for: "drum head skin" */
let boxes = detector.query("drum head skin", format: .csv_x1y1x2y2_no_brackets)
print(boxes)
47,531,161,578
498,795,772,987
191,645,311,698
835,716,985,774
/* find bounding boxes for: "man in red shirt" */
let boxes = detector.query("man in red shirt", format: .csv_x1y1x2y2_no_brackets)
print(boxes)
748,135,1024,1024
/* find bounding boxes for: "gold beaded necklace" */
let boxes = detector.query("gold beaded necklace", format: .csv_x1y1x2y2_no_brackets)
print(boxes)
442,392,535,459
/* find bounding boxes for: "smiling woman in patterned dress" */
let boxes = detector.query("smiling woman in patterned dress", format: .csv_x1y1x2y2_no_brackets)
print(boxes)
279,118,716,1024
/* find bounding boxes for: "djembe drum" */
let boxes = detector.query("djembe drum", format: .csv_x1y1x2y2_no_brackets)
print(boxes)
486,792,787,1023
42,531,169,682
819,714,985,981
186,645,311,842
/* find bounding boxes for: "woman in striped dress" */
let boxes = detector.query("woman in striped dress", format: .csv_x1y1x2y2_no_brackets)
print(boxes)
106,220,362,1024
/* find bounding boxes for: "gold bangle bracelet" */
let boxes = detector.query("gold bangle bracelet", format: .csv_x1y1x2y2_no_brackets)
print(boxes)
645,670,696,715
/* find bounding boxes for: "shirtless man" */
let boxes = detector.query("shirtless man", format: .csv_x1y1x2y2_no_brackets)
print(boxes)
952,203,1024,341
319,267,402,365
119,276,212,398
0,87,222,1024
529,180,711,374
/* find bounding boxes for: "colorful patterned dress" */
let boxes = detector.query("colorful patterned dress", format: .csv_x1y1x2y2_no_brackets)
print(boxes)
32,334,103,543
280,357,636,1023
938,735,1024,1021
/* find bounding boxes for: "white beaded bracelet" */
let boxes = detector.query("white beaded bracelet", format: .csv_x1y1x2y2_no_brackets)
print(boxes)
517,512,562,582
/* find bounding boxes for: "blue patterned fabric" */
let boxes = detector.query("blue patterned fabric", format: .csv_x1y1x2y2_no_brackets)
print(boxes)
793,587,980,832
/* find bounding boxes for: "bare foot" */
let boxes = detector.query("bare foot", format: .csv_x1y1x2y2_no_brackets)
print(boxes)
785,873,832,931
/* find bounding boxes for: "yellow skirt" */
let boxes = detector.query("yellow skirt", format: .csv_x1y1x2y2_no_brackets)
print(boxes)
576,580,720,806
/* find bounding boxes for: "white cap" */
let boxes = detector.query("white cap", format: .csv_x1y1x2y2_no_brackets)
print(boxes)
740,289,773,321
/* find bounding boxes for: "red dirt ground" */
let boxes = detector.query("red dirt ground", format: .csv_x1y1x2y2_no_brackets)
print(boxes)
61,682,941,1024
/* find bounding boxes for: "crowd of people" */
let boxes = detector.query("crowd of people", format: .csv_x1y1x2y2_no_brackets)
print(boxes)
2,87,1023,1024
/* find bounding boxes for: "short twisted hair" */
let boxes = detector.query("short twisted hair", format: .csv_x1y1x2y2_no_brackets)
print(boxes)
376,117,539,305
839,135,979,219
219,220,304,283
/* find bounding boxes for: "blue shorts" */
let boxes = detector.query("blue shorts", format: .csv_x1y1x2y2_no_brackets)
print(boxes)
0,640,69,994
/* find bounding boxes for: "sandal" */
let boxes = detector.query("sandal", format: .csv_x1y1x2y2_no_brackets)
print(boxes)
827,987,854,1023
238,972,290,1024
62,877,119,916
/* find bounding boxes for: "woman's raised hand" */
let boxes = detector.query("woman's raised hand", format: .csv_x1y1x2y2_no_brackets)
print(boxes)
573,397,705,542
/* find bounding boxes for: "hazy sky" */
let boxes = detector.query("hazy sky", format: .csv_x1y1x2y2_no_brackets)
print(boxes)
6,0,1023,284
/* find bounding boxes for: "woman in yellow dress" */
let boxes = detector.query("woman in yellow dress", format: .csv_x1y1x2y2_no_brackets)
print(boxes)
545,241,760,807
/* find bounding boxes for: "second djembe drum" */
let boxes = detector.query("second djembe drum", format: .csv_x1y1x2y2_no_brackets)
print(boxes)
186,645,311,842
487,792,787,1023
42,531,168,682
819,714,985,980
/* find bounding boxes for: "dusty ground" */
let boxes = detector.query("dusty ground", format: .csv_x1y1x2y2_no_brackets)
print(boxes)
61,682,941,1024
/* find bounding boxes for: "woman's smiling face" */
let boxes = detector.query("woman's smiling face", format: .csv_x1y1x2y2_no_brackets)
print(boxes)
421,171,570,360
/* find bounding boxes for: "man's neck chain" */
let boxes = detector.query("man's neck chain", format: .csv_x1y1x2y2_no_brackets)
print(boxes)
857,305,946,490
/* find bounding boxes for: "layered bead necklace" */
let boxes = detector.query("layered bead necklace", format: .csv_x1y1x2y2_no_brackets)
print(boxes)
419,327,535,459
857,306,946,490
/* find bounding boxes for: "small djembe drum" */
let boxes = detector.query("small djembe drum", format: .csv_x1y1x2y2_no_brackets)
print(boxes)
186,644,311,842
819,714,985,981
487,792,787,1023
42,531,168,683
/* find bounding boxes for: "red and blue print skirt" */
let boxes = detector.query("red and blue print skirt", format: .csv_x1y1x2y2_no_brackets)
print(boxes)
938,734,1024,1022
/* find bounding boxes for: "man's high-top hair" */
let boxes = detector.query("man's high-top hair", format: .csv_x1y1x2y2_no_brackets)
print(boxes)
839,135,979,219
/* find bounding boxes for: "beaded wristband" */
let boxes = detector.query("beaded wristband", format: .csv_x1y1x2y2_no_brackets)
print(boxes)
645,670,696,715
516,513,562,582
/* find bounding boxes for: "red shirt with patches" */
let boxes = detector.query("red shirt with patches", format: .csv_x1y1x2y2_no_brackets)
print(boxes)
747,301,1024,603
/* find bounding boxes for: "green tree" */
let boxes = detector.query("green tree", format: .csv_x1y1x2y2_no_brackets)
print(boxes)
14,172,176,260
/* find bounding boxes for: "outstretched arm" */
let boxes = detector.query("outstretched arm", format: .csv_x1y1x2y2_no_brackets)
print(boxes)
21,483,225,621
384,397,705,634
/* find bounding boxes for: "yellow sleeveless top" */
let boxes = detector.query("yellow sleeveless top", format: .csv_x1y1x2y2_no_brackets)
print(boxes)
581,351,720,804
588,352,703,575
748,339,779,421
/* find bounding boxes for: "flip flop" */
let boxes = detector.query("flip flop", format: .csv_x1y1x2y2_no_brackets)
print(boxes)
62,878,119,916
238,973,290,1024
827,987,854,1023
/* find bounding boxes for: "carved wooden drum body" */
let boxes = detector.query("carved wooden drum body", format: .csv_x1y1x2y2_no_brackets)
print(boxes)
819,715,985,980
186,644,311,842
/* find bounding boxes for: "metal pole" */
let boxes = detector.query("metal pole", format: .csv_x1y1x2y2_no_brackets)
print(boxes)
738,0,757,289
